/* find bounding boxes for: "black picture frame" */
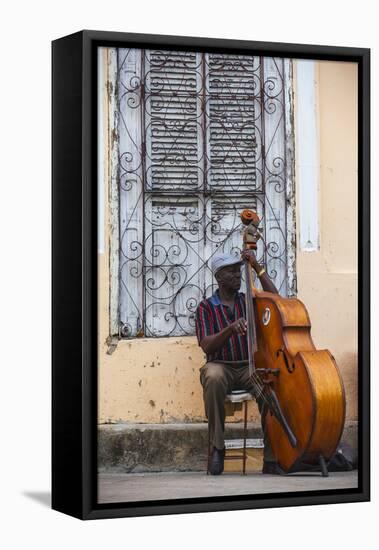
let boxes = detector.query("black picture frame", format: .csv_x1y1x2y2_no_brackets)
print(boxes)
52,30,370,520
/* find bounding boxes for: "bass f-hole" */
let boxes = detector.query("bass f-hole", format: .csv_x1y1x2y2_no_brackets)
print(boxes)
277,348,295,373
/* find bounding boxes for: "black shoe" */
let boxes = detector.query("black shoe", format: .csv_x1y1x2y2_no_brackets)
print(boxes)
262,461,286,475
209,447,225,475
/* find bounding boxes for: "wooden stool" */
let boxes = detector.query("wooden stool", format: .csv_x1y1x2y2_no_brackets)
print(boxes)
207,390,253,475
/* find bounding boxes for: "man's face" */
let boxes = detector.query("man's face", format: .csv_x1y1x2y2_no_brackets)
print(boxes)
215,263,242,291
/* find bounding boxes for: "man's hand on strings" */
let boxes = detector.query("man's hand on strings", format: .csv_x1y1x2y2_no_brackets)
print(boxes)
241,249,260,272
230,318,248,336
241,249,279,295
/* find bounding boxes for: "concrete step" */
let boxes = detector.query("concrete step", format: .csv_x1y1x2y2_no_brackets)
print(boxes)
98,422,262,473
98,421,358,474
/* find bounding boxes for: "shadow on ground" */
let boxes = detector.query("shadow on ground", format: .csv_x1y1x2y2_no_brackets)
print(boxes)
23,491,51,507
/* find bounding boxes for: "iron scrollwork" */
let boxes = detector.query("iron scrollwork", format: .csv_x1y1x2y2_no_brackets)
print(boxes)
117,48,291,338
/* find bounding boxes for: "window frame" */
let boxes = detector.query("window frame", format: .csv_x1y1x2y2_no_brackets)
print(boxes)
101,47,297,339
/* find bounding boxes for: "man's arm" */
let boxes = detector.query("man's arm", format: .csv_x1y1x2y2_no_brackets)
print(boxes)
199,318,247,355
241,250,279,294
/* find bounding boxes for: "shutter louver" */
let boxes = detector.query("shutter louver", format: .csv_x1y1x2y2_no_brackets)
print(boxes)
207,54,262,192
145,51,203,192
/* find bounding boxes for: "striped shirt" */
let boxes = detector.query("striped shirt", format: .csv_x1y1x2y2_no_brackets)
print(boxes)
195,289,249,362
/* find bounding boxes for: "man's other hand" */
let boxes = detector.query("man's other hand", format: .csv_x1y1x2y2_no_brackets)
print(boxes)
230,318,248,335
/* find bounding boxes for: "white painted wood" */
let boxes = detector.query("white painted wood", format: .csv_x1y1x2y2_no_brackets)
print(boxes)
284,59,297,297
263,57,288,295
118,48,144,337
97,48,105,255
225,439,264,449
295,59,320,252
203,53,264,296
144,196,204,336
107,48,120,336
206,53,262,193
144,50,202,192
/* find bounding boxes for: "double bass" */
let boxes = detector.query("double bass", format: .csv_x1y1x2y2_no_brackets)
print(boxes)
241,209,346,475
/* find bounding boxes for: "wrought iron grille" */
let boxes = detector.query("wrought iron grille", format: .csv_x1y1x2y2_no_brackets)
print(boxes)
116,48,294,338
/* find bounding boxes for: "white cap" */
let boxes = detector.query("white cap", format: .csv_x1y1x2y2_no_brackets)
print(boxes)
211,252,243,275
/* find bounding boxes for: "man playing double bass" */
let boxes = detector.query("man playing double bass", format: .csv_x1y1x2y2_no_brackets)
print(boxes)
195,250,282,476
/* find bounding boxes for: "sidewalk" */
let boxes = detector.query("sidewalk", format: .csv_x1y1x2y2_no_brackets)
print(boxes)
98,470,358,503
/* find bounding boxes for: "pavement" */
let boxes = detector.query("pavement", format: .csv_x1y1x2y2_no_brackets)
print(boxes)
98,470,358,503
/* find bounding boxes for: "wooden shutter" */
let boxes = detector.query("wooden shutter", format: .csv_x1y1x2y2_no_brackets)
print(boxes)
261,57,288,295
144,196,204,336
143,50,205,336
145,50,203,192
206,53,263,192
118,48,144,337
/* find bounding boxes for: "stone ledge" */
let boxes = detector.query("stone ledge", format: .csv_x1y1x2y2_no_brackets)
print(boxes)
98,420,358,473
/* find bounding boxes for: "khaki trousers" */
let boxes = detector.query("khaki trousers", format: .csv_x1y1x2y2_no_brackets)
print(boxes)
199,360,275,462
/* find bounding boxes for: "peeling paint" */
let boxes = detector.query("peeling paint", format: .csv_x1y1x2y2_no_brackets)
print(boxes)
106,79,113,97
106,48,120,336
111,127,119,148
284,58,297,297
149,400,156,408
105,335,118,355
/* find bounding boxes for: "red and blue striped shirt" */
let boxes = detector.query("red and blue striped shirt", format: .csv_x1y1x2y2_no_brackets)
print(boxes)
195,289,249,362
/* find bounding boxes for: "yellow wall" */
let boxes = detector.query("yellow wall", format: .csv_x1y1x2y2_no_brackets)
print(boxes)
295,61,358,420
98,57,358,425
